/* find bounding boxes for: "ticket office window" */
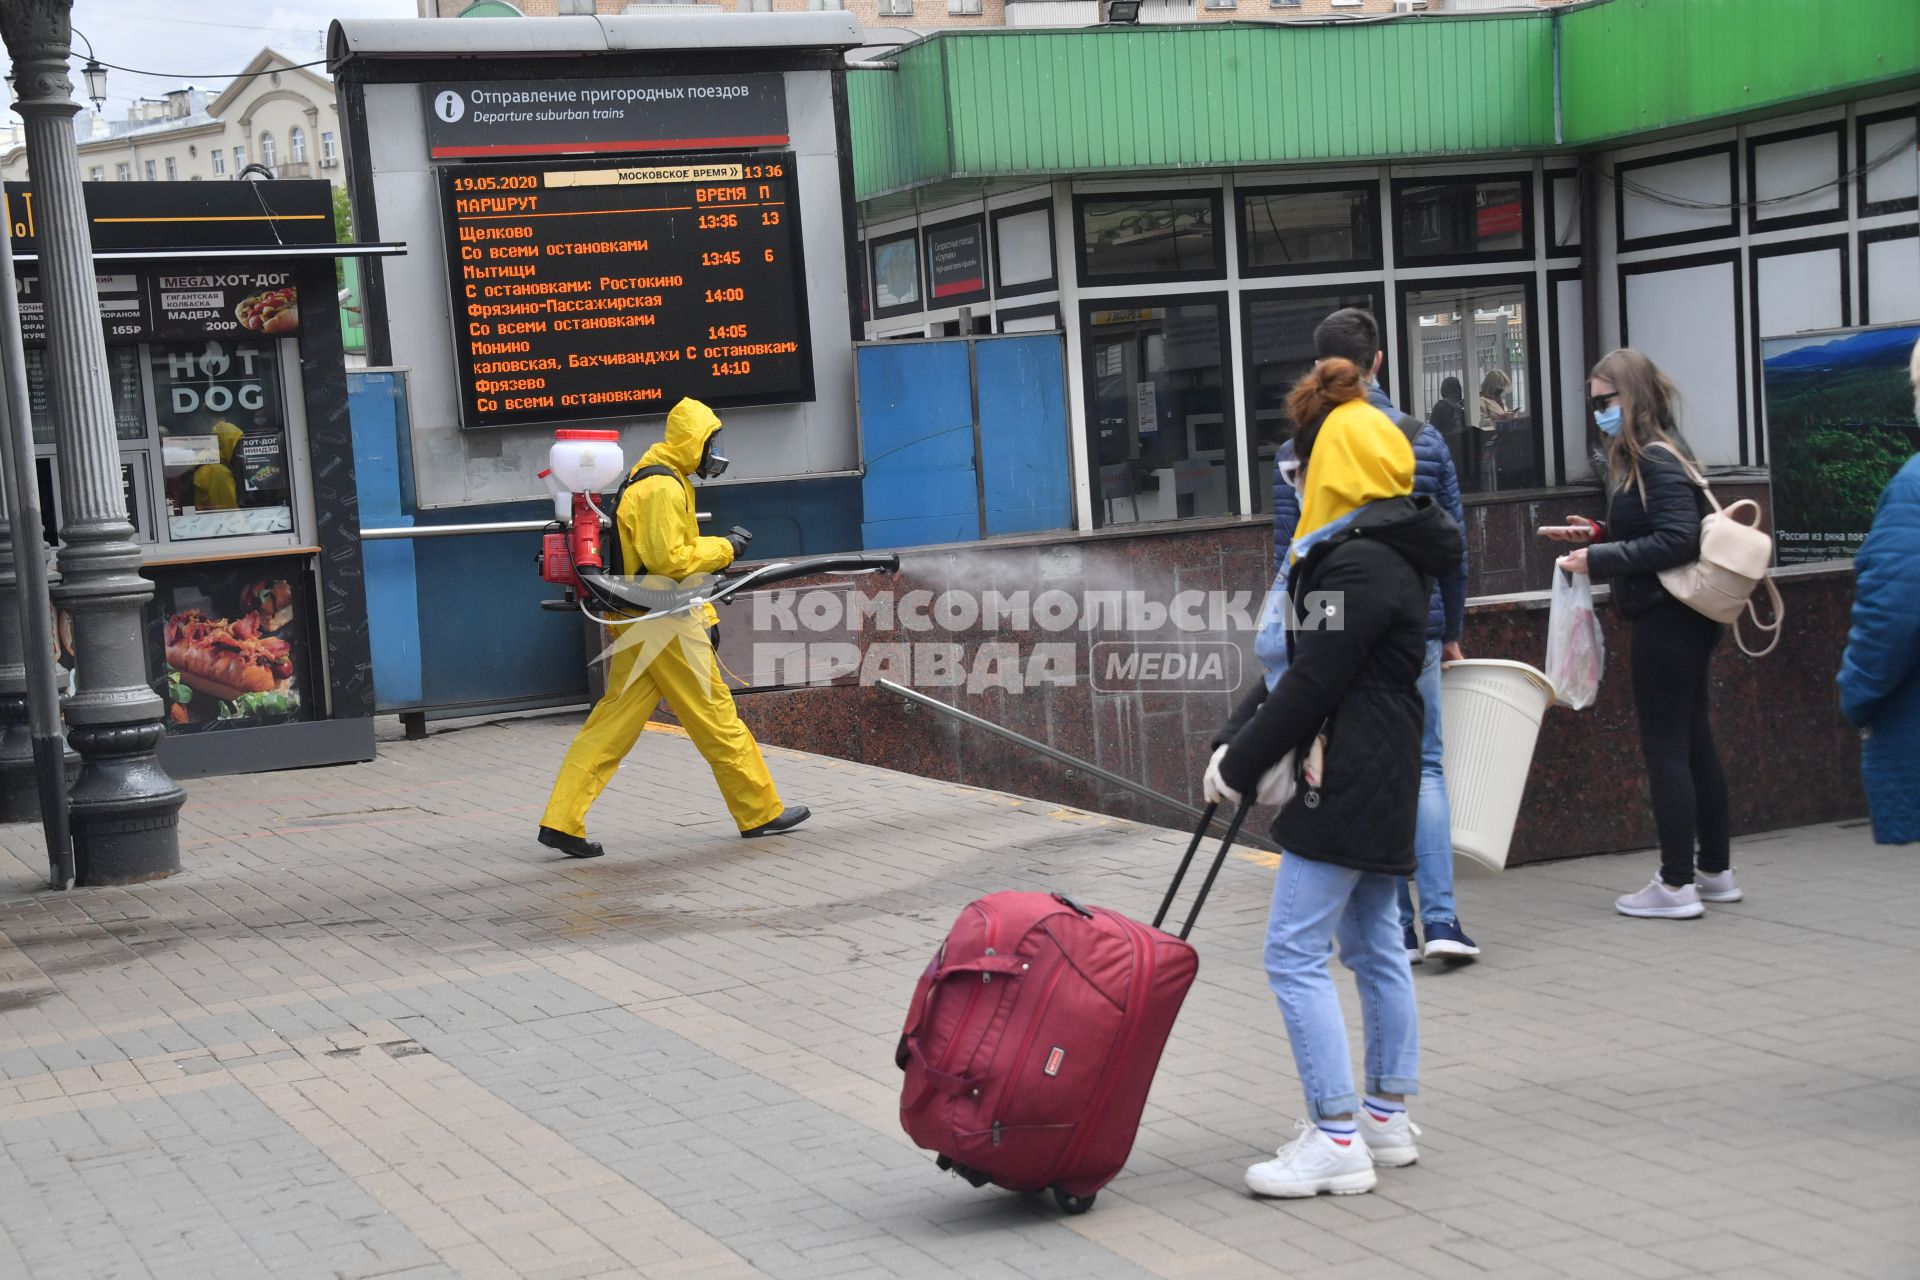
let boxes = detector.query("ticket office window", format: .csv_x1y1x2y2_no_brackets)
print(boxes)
1083,298,1235,527
1399,280,1542,494
29,339,312,556
1242,286,1384,514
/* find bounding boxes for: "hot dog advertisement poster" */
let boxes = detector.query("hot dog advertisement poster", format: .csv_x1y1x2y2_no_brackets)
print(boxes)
7,178,382,778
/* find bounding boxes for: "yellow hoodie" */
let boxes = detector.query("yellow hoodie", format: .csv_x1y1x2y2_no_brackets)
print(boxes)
1291,399,1415,553
619,397,736,585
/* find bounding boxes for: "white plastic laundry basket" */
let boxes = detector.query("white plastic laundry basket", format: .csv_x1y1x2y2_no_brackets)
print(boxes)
1439,659,1556,878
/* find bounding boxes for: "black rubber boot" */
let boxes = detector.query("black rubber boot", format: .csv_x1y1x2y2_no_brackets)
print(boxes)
740,805,810,839
538,826,605,859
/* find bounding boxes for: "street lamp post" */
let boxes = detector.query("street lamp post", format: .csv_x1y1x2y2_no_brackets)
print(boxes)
0,0,183,883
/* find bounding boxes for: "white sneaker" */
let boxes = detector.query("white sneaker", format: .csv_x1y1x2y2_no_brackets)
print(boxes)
1615,877,1704,919
1695,869,1743,903
1358,1108,1421,1168
1245,1121,1377,1198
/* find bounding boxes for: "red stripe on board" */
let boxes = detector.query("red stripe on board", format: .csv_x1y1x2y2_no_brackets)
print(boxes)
430,136,789,158
933,277,985,297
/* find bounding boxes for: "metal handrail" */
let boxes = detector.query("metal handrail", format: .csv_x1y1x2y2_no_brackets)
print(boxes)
874,678,1264,847
361,514,711,539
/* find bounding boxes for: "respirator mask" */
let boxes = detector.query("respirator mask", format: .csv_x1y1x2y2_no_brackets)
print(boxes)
696,433,730,480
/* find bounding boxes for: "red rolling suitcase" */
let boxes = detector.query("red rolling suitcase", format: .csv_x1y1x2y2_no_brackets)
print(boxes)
896,801,1251,1214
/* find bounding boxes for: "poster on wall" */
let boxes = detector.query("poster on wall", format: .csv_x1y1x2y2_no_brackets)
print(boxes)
869,231,921,318
923,215,988,307
151,273,300,340
144,558,317,733
1762,322,1920,564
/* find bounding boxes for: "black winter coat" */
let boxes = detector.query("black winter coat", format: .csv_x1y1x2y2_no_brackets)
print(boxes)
1586,445,1707,619
1212,496,1465,877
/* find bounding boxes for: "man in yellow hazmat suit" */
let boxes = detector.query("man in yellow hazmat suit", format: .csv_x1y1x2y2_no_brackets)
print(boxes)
190,419,245,511
537,398,810,858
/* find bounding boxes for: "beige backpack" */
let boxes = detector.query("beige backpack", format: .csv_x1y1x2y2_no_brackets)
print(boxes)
1648,445,1784,657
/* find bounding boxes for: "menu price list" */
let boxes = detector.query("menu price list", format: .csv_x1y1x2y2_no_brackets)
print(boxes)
439,152,812,430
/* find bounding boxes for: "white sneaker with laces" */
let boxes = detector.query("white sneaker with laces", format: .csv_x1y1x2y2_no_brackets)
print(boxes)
1615,877,1704,919
1359,1108,1421,1168
1244,1121,1377,1198
1695,869,1743,903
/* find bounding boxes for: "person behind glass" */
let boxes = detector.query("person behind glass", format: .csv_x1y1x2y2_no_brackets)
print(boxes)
1835,338,1920,846
1428,376,1468,481
1268,309,1477,962
1206,357,1464,1198
1544,348,1737,918
1476,370,1516,491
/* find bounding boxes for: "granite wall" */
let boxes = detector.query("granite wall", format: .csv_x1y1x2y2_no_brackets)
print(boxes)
677,479,1857,865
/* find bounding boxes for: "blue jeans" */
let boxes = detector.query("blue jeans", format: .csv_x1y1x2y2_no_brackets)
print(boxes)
1265,853,1420,1120
1399,638,1458,930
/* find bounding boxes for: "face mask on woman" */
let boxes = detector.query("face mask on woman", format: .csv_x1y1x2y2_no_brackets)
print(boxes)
1594,405,1623,437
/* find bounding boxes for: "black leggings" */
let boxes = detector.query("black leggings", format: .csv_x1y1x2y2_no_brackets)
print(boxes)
1629,600,1731,886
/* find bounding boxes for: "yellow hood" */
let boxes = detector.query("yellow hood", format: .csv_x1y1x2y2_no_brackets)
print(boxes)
1292,399,1414,547
635,397,722,478
214,419,244,464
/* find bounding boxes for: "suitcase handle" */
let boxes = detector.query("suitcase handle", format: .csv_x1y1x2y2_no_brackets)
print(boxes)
1152,799,1254,941
899,955,1030,1047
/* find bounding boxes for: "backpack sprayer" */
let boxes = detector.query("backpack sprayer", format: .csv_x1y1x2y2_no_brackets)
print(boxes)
535,428,898,620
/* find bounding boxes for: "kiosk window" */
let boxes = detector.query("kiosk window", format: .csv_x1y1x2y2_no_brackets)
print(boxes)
1240,186,1380,273
150,340,294,540
1401,283,1540,493
1084,299,1234,526
26,346,144,445
1078,194,1222,283
1395,178,1530,263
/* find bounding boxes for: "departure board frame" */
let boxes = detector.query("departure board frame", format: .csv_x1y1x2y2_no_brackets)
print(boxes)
438,150,814,430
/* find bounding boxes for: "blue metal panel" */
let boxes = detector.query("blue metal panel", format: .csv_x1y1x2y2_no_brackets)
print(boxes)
346,371,423,710
411,503,590,710
974,334,1071,537
856,341,981,549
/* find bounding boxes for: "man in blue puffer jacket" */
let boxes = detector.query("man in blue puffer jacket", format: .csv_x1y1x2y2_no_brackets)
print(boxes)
1835,340,1920,846
1273,308,1477,961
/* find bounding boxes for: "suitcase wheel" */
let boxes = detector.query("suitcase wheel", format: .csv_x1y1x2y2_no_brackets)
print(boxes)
1051,1187,1096,1215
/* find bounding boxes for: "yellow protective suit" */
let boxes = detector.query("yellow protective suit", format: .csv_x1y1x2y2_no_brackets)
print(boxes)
540,398,785,837
191,420,245,511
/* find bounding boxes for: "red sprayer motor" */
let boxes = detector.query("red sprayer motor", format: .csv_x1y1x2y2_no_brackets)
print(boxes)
537,429,625,606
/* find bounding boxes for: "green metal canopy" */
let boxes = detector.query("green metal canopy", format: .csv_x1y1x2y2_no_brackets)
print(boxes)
850,0,1920,205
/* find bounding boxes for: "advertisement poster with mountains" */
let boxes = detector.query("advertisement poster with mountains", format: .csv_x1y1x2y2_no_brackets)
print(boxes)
1762,323,1920,564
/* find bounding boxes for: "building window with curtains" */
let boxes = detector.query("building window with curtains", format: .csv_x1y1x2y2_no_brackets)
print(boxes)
212,149,225,176
321,131,336,164
165,157,177,180
290,127,306,164
948,0,983,13
260,134,276,173
115,162,130,181
87,166,103,181
144,159,156,181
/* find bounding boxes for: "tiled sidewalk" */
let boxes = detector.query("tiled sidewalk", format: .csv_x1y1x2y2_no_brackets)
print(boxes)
0,713,1914,1280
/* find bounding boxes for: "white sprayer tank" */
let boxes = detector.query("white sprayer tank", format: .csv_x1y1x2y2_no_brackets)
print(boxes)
1439,659,1556,877
546,429,624,520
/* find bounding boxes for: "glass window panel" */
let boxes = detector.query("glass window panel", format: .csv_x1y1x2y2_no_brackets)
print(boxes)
150,340,294,540
1241,187,1376,272
26,346,144,445
1086,301,1233,525
1402,284,1539,494
1242,290,1378,513
1080,195,1220,281
1396,179,1529,261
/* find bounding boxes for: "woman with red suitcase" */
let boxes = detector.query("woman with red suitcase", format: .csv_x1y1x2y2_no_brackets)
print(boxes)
1207,358,1464,1197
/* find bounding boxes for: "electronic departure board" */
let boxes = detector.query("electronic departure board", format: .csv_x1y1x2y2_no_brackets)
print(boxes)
439,151,811,430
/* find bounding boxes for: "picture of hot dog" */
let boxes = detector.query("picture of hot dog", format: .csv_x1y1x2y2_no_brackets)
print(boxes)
165,609,294,703
232,578,294,639
235,287,299,335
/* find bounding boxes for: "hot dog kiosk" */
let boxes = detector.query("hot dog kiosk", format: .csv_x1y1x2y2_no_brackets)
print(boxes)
6,179,396,777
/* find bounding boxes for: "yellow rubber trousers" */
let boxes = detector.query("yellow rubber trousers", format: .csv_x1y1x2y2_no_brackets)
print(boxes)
540,617,783,837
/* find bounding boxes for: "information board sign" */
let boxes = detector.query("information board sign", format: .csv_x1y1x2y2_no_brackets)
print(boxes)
439,151,812,428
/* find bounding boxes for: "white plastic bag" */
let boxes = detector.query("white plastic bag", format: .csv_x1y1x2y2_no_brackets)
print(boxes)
1544,569,1604,710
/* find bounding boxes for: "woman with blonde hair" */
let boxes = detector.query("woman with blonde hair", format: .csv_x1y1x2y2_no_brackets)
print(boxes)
1206,357,1463,1197
1545,348,1734,917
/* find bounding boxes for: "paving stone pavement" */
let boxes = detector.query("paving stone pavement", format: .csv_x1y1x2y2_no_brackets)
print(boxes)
0,712,1916,1280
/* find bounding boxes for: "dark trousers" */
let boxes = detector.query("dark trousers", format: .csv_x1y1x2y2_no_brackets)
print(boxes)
1629,599,1731,886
